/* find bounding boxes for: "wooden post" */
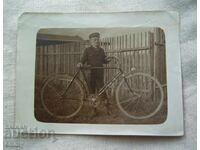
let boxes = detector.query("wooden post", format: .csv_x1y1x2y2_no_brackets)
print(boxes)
149,31,155,101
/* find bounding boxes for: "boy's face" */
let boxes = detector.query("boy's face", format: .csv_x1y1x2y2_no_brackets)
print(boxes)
90,37,100,48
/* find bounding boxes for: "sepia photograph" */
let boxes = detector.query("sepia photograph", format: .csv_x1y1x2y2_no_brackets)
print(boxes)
34,27,168,124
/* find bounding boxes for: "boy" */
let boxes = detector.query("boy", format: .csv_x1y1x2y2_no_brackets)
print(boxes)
77,32,109,95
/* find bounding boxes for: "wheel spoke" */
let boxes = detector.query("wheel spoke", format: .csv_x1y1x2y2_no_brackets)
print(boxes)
120,95,139,104
123,82,141,97
62,98,81,101
47,84,62,98
122,97,140,112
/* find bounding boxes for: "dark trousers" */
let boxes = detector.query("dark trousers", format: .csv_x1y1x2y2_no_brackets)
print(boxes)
89,69,104,94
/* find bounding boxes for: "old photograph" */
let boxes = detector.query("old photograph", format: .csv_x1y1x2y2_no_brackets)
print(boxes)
34,27,168,124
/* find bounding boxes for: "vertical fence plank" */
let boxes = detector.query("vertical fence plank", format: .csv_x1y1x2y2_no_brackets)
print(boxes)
38,46,41,75
62,42,65,73
60,42,63,73
45,46,48,76
42,46,45,76
35,47,38,75
48,45,51,75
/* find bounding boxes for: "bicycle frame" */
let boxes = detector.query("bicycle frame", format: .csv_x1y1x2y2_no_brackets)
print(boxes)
62,66,125,97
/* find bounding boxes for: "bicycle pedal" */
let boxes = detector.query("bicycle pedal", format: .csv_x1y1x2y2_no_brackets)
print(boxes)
91,98,96,101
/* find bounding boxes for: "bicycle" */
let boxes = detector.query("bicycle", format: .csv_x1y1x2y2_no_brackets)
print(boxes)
41,56,164,120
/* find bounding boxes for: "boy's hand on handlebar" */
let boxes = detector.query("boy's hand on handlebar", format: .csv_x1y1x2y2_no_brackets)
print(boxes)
77,63,91,68
77,62,83,68
105,57,112,63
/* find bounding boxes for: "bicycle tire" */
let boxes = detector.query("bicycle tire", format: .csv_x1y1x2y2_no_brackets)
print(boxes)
115,73,164,119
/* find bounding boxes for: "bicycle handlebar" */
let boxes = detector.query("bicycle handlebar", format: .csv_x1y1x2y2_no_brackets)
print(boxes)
77,56,123,72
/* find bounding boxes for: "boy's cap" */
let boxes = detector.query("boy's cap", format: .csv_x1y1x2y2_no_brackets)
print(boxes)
89,32,100,39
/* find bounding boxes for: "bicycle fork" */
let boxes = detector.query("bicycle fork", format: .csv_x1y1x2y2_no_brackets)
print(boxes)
123,75,141,98
61,70,80,97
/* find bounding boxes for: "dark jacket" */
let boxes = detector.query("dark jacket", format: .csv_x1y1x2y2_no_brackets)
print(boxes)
80,46,108,93
81,46,107,66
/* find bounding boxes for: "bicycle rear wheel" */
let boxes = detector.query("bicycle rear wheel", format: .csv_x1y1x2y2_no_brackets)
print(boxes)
115,73,164,119
41,74,84,119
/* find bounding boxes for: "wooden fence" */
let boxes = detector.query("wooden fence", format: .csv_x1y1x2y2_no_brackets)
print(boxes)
35,28,167,89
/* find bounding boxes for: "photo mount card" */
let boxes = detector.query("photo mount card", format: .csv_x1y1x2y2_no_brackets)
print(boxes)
15,11,184,136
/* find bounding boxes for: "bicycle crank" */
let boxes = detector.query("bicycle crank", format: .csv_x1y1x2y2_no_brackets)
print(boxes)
88,94,100,107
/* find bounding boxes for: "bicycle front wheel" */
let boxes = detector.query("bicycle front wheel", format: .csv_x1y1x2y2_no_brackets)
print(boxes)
41,74,84,119
115,73,164,119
